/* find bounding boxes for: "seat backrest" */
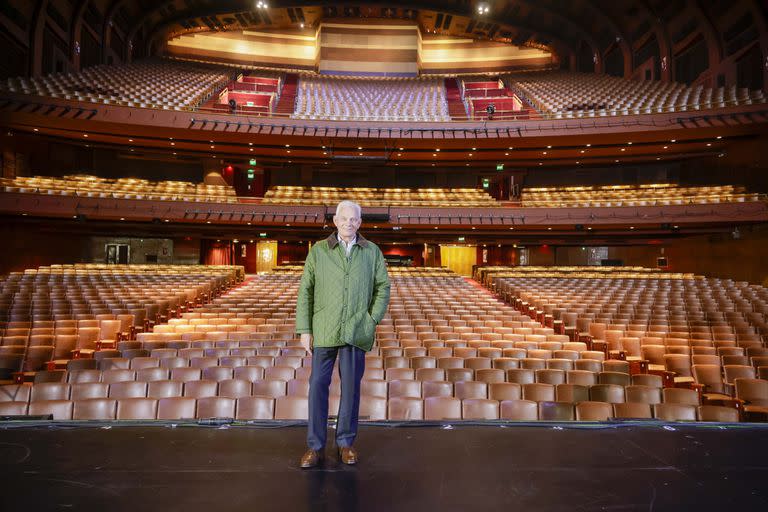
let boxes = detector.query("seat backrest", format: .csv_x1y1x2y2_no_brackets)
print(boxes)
462,398,499,420
157,397,196,420
424,396,461,420
196,396,236,419
654,403,697,421
274,395,308,420
661,387,700,405
538,401,575,421
387,396,423,420
117,398,158,420
235,396,275,420
499,399,538,421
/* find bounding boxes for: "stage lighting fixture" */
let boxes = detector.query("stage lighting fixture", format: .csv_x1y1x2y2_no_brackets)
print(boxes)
477,3,490,15
256,1,268,9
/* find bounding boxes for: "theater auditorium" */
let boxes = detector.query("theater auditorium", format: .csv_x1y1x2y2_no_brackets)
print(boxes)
1,1,768,510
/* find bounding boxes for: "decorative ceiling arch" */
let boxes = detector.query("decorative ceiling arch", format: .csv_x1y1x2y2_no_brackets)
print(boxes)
582,0,633,75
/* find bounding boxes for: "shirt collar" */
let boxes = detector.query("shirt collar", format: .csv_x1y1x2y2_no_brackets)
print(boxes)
327,232,369,249
336,232,357,247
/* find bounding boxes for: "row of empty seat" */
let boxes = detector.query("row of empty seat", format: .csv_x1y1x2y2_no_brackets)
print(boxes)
506,71,766,117
1,58,234,110
2,394,754,422
262,185,498,207
0,264,242,376
1,175,237,203
4,264,766,422
521,183,760,207
292,75,450,121
482,266,767,415
2,381,764,421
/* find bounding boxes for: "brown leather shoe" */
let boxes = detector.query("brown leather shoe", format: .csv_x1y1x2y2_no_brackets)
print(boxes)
338,446,358,465
300,449,323,469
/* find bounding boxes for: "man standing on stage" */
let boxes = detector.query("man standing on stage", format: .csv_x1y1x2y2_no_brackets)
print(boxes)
296,200,390,468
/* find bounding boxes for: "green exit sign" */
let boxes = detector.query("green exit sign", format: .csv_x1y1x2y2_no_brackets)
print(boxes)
496,164,504,171
249,159,257,166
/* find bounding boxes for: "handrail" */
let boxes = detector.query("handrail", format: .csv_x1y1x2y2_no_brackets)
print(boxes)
518,193,768,208
3,86,766,123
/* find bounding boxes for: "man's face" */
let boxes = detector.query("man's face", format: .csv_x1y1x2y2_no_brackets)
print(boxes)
334,206,362,240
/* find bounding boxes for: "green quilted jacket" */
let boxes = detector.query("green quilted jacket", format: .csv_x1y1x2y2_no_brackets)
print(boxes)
295,232,391,351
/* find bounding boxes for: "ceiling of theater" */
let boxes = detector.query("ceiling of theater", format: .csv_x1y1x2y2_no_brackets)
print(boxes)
101,0,764,63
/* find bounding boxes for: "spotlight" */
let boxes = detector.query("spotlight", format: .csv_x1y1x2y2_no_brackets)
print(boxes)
477,3,490,14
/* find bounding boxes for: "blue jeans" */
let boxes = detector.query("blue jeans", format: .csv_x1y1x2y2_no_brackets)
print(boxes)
307,344,366,450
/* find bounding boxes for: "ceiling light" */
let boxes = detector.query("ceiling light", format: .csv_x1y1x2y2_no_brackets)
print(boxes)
663,146,668,149
716,136,722,139
621,148,625,151
472,147,477,150
586,143,591,147
671,139,676,142
33,128,38,132
83,134,88,137
547,145,552,149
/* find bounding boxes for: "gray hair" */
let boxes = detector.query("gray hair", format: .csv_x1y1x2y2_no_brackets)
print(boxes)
335,200,362,218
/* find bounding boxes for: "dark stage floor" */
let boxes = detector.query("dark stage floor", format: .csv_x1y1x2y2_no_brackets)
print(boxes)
0,420,767,511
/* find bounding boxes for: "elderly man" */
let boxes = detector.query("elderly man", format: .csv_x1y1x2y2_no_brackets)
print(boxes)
296,200,390,468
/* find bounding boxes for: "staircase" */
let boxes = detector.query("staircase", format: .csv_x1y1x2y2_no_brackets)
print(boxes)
274,74,298,116
444,78,468,120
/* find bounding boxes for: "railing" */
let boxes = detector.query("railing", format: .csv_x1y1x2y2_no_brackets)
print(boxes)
4,93,768,142
518,194,768,208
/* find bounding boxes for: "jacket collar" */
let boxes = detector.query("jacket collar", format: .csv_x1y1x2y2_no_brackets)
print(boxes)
326,232,369,249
